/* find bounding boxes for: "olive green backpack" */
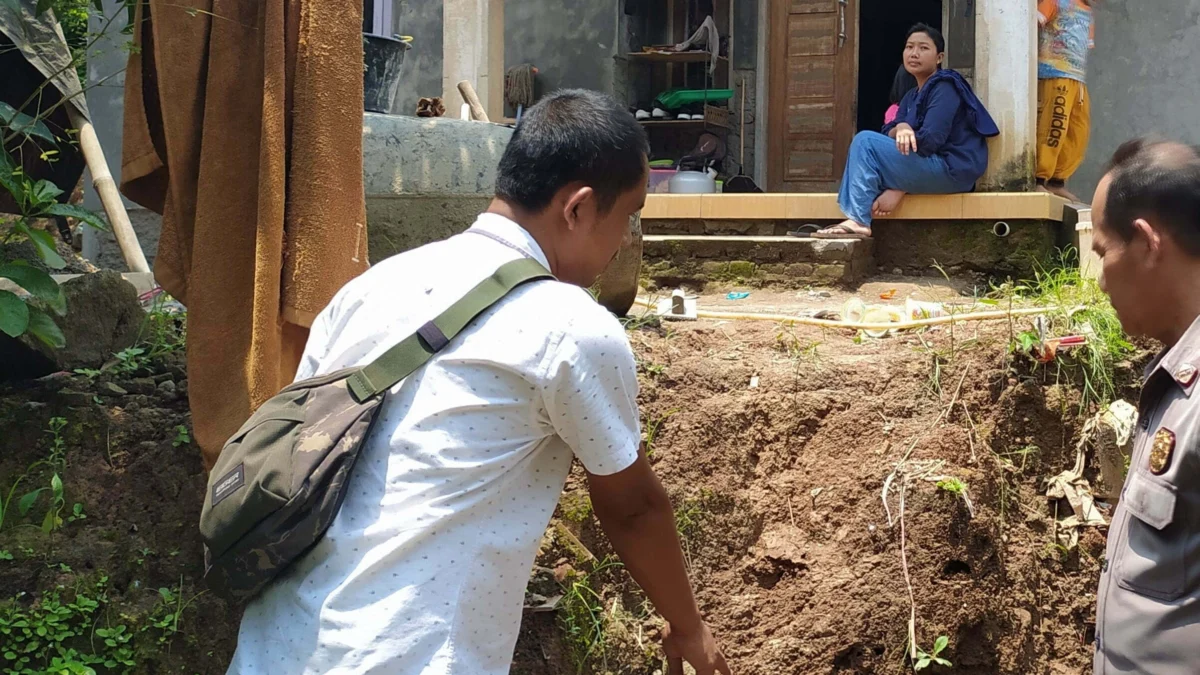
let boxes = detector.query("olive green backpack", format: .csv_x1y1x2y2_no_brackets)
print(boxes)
199,259,552,602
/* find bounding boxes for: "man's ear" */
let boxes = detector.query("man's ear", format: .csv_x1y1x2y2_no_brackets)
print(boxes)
562,185,595,231
1132,218,1162,261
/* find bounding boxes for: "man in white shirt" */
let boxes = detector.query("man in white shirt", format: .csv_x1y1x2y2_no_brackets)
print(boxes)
227,89,731,674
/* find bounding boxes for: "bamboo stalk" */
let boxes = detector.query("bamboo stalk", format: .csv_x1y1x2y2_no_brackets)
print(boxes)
67,107,151,274
457,80,490,122
633,297,1065,332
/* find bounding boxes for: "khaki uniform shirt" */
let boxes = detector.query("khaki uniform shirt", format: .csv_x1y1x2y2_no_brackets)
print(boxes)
1095,315,1200,673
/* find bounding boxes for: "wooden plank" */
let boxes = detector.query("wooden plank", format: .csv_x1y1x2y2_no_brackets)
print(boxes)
641,195,702,220
787,14,837,56
790,0,837,13
786,57,836,99
786,139,835,180
787,100,835,135
700,194,790,219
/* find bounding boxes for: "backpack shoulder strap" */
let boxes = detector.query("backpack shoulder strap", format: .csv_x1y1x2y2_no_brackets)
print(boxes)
346,257,553,401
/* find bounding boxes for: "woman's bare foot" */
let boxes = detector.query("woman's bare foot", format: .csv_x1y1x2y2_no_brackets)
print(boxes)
1047,184,1081,202
872,189,906,218
813,219,872,239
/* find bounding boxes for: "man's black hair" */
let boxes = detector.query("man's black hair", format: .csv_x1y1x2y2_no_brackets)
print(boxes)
495,89,649,215
889,66,918,105
1103,137,1200,256
906,23,946,56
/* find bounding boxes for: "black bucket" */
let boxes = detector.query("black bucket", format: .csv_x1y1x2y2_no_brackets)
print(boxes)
363,34,410,114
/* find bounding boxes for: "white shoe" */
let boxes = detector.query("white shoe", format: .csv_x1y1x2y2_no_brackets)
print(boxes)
677,112,690,120
652,107,669,119
690,114,705,120
635,109,650,120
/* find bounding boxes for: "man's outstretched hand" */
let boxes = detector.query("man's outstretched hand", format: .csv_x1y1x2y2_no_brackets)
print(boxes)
663,621,732,675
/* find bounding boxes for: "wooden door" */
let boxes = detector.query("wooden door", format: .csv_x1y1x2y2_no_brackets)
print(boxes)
767,0,858,193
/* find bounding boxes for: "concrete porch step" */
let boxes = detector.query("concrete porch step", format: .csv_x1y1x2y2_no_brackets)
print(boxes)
642,234,874,289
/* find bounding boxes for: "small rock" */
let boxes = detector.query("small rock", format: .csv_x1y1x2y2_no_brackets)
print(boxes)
58,390,93,407
0,270,146,379
127,378,156,395
101,382,129,397
178,381,189,397
158,380,177,397
891,268,904,276
153,372,174,384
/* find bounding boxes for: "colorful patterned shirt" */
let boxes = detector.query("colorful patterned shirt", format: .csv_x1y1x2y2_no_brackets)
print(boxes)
1038,0,1094,82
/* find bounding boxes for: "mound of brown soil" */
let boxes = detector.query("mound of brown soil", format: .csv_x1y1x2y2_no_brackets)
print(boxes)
522,318,1145,675
0,309,1145,675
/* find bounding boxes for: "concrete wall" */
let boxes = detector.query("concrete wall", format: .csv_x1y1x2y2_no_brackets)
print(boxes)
1071,0,1200,200
393,0,619,118
362,113,510,259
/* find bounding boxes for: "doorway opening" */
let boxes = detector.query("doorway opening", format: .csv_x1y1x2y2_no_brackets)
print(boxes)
856,0,942,133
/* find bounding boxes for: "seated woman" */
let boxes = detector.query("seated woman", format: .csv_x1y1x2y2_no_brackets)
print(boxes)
812,23,999,239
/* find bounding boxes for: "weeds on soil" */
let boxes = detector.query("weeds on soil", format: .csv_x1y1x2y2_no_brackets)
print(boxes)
559,556,624,674
912,635,953,671
992,250,1135,411
0,418,78,536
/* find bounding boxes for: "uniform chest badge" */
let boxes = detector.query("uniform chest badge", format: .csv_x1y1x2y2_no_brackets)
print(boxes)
1149,428,1176,475
1175,363,1198,387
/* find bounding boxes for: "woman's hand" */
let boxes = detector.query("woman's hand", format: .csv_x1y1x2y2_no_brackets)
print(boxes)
663,621,733,675
894,123,918,155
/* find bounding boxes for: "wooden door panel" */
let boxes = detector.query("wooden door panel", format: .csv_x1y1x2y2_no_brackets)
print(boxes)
769,0,857,192
787,14,838,56
790,0,837,13
787,101,835,135
786,140,834,180
786,58,836,98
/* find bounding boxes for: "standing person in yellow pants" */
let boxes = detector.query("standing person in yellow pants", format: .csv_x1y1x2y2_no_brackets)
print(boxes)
1036,0,1095,202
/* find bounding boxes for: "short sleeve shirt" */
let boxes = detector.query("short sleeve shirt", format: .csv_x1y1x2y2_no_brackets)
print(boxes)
226,213,642,674
1094,314,1200,674
1038,0,1094,82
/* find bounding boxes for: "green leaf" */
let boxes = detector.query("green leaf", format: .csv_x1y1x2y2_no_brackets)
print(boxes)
935,656,953,667
17,488,45,516
51,473,64,498
932,635,949,655
92,0,104,11
31,179,64,205
41,509,56,533
0,263,65,314
21,226,67,270
0,290,30,337
0,102,56,145
915,657,931,670
41,203,109,231
27,308,66,349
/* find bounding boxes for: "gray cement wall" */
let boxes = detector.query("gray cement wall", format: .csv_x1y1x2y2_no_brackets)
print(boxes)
391,0,619,118
1071,0,1200,200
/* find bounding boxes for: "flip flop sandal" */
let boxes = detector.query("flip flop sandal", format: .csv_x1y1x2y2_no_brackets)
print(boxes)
786,224,821,238
811,228,871,240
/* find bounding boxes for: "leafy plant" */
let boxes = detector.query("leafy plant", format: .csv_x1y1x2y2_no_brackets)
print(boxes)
913,635,953,670
936,477,966,497
0,551,12,561
172,425,191,448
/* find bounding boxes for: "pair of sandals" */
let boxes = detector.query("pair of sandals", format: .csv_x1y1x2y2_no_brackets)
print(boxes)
786,223,872,240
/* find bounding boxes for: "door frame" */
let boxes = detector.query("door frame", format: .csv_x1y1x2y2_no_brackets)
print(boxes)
762,0,970,192
764,0,860,193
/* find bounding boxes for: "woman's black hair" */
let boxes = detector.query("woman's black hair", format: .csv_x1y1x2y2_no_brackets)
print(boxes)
906,23,946,54
889,66,918,104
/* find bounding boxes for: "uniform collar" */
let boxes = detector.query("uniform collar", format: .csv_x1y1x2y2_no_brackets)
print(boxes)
467,213,552,271
1145,312,1200,395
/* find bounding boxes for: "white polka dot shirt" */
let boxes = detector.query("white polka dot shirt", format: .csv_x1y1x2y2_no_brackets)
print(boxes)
226,214,641,674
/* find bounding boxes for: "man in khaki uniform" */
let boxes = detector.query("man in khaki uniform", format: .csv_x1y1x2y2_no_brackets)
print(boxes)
1089,137,1200,673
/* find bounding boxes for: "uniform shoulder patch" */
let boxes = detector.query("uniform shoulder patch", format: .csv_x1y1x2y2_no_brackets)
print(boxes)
1174,363,1198,388
1150,428,1176,475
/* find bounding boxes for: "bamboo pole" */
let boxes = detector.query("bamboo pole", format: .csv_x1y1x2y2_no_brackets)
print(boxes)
633,297,1065,332
457,80,490,122
67,107,151,274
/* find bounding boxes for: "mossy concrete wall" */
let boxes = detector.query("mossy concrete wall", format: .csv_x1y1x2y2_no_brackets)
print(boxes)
363,113,511,261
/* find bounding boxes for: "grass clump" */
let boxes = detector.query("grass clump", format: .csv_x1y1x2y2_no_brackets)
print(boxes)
992,250,1136,411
